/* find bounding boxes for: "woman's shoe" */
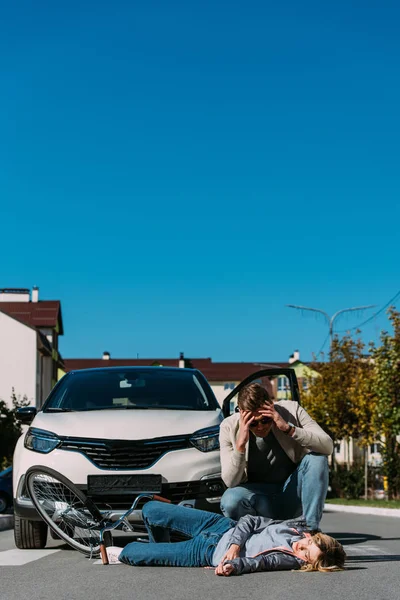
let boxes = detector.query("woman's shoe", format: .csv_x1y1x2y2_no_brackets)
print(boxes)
106,546,123,565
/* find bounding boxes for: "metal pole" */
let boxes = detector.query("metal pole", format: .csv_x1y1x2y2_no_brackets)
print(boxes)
286,304,376,352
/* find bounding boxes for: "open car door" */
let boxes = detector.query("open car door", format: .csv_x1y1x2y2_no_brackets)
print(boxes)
221,368,301,418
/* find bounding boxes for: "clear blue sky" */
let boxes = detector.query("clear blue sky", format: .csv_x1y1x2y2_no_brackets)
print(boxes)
2,1,400,362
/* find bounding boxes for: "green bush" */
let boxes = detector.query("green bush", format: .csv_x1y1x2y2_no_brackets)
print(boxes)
330,464,365,499
0,388,29,469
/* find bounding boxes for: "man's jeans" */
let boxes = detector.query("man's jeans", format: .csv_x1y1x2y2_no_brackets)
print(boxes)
119,501,236,567
220,453,329,530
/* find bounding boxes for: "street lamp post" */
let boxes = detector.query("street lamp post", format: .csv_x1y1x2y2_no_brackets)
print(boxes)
286,304,376,351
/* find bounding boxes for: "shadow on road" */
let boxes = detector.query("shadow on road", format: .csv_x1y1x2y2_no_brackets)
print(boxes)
346,555,400,563
325,532,400,545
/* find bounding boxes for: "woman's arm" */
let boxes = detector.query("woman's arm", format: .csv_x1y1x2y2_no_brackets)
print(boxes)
215,515,275,573
227,514,275,547
217,552,302,576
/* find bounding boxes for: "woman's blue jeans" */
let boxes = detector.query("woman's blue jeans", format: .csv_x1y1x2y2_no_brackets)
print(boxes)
220,453,329,530
119,502,236,567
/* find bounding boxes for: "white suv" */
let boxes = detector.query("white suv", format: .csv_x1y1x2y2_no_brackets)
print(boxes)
13,367,224,549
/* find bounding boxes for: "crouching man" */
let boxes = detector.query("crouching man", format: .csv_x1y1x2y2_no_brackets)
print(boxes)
219,383,333,532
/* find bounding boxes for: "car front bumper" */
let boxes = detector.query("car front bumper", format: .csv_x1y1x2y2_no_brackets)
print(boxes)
14,436,224,521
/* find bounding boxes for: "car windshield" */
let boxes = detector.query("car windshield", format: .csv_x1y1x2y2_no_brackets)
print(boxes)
44,368,219,412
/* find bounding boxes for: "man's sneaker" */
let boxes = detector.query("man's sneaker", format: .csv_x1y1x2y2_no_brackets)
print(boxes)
106,546,123,565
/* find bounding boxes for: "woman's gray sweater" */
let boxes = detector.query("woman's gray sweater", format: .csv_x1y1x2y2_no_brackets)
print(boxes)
212,516,308,575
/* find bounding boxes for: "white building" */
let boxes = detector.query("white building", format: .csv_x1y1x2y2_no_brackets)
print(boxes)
0,287,64,409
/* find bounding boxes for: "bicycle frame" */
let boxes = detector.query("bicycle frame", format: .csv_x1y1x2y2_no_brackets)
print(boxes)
99,492,171,565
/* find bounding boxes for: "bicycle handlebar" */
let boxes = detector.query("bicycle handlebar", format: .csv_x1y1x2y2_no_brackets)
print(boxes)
152,494,171,503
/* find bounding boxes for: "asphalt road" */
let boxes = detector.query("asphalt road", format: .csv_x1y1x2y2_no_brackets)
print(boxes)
1,510,398,600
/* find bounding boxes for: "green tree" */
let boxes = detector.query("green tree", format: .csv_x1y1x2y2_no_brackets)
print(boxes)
303,331,378,497
304,307,400,500
0,388,30,469
303,335,373,455
369,307,400,499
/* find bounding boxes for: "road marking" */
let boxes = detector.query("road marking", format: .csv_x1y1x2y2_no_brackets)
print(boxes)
0,549,60,566
345,544,391,556
335,536,373,543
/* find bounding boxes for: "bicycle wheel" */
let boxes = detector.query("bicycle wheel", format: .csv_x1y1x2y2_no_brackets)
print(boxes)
26,466,104,556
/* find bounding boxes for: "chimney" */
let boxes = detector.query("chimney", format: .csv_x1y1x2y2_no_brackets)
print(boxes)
102,351,110,360
289,349,300,364
32,286,39,303
179,352,185,368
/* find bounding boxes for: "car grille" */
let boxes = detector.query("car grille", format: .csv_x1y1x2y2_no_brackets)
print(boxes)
58,435,191,469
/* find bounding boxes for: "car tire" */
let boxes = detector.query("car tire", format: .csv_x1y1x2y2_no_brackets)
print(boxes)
0,492,10,514
49,528,61,540
14,515,48,549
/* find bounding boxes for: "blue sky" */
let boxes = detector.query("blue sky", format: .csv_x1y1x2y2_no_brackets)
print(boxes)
2,1,400,362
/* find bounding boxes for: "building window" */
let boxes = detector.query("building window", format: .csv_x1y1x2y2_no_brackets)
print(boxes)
224,383,235,391
277,376,289,392
370,443,381,454
334,443,341,453
302,379,309,391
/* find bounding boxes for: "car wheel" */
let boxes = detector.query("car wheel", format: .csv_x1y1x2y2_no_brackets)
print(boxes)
49,522,73,540
14,515,48,549
49,528,61,540
0,492,10,514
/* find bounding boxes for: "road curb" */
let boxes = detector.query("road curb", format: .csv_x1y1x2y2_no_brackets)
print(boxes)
0,514,14,531
324,503,400,518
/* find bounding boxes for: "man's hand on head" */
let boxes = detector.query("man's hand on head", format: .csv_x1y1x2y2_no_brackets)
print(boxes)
259,402,293,434
236,411,254,453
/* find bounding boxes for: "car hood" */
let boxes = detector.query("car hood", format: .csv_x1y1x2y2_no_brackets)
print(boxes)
30,409,223,440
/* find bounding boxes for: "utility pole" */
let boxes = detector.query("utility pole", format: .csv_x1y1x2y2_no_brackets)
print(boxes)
286,304,376,351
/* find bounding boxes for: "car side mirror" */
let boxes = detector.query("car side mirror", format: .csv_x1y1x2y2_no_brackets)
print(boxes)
17,406,37,425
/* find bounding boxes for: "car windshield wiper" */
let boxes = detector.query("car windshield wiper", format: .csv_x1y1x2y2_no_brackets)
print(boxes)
45,407,75,412
80,406,150,411
114,406,150,409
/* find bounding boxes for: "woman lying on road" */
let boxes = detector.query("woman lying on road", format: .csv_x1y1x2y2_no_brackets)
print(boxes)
105,501,346,575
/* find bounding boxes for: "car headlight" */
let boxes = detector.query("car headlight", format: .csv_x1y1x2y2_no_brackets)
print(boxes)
24,428,61,454
189,426,220,453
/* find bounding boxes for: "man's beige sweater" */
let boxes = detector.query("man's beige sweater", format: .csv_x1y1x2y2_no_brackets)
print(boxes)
219,401,333,488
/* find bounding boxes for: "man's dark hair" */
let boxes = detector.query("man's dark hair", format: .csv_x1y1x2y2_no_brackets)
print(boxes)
237,383,271,411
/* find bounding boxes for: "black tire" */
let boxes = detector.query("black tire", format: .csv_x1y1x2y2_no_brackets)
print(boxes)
14,515,48,549
25,466,104,556
50,528,61,540
0,492,10,514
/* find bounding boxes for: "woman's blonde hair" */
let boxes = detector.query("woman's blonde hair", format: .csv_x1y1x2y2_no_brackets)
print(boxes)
299,533,346,572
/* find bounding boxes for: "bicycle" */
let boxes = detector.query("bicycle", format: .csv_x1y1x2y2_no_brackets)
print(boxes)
25,465,171,565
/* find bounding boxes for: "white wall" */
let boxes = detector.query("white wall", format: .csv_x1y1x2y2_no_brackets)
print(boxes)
0,312,37,408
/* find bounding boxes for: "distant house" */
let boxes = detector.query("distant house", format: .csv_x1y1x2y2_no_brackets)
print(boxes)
0,287,64,409
275,350,319,399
